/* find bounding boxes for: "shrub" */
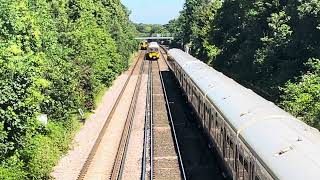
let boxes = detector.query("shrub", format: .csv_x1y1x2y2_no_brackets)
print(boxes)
0,0,138,178
281,59,320,129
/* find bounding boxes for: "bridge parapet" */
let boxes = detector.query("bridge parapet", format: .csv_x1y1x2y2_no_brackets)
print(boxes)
135,37,174,40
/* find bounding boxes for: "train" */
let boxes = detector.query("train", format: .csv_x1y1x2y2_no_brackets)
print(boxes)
140,41,148,50
146,42,160,60
167,48,320,180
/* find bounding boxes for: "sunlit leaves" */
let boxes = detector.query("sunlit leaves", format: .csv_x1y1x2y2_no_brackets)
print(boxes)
0,0,137,178
281,73,320,128
170,0,320,129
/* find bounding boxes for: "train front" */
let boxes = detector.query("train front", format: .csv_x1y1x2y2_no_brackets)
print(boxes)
140,41,148,50
146,42,160,60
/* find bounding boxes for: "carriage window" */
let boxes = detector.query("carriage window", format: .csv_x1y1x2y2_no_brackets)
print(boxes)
201,102,204,118
215,119,219,139
244,159,249,172
229,140,235,169
218,127,223,147
149,47,159,52
202,102,205,118
193,94,196,105
238,153,249,180
199,98,202,113
226,135,230,158
230,140,234,150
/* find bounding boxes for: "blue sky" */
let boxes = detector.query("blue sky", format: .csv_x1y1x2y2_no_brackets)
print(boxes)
121,0,185,25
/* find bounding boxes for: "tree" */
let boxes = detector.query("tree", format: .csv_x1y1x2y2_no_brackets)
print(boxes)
169,0,320,130
0,0,138,178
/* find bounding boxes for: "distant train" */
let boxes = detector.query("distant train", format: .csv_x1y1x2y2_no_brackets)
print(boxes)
167,48,320,180
140,41,148,50
146,42,160,60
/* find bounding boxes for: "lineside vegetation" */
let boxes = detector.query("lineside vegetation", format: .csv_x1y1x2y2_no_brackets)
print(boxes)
0,0,137,179
167,0,320,129
135,23,170,37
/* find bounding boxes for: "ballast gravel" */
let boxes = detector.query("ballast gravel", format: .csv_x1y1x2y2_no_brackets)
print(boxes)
51,57,138,180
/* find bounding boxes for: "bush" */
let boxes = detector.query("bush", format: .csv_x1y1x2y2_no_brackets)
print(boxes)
22,134,60,179
169,0,320,130
0,0,138,178
281,59,320,128
0,155,26,180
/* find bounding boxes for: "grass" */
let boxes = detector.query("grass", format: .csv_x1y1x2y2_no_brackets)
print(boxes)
128,51,140,65
94,86,108,109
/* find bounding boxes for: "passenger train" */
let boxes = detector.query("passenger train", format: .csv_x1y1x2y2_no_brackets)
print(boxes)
167,48,320,180
140,41,148,50
146,42,160,60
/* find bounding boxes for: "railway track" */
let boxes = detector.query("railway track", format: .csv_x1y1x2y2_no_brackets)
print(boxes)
110,54,147,179
159,48,226,180
141,50,186,180
77,51,145,180
156,51,186,180
141,60,153,180
77,49,187,180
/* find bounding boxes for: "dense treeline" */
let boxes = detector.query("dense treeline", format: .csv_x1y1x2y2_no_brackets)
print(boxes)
135,23,170,37
0,0,137,179
168,0,320,129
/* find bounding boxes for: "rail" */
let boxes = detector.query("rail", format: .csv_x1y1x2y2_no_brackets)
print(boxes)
141,59,153,180
110,53,146,180
77,51,144,180
158,50,187,180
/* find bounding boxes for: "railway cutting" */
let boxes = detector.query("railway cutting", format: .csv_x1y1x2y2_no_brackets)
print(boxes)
76,45,226,180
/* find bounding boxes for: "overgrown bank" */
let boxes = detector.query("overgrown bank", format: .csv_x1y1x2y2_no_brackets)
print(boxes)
0,0,137,179
167,0,320,129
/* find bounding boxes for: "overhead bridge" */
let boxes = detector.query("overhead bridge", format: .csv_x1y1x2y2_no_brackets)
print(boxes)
135,37,174,40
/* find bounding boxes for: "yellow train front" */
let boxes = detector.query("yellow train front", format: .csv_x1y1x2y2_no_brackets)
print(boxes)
146,42,160,60
140,41,148,50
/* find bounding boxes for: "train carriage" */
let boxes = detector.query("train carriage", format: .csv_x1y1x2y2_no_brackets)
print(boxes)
146,42,160,60
140,41,148,50
167,48,320,180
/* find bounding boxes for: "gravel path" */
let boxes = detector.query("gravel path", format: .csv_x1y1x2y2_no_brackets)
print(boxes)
51,55,139,180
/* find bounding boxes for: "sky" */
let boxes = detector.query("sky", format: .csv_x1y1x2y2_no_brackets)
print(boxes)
121,0,185,25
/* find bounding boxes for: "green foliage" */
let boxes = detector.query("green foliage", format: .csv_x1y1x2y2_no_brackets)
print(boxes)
167,0,222,60
281,59,320,128
22,134,60,179
0,155,27,180
135,23,169,36
0,0,137,178
20,120,79,179
169,0,320,129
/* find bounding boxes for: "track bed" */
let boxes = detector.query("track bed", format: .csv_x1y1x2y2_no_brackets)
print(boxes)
151,60,182,180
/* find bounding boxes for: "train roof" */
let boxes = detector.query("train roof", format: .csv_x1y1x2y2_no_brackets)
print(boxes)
148,42,160,48
168,48,320,179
